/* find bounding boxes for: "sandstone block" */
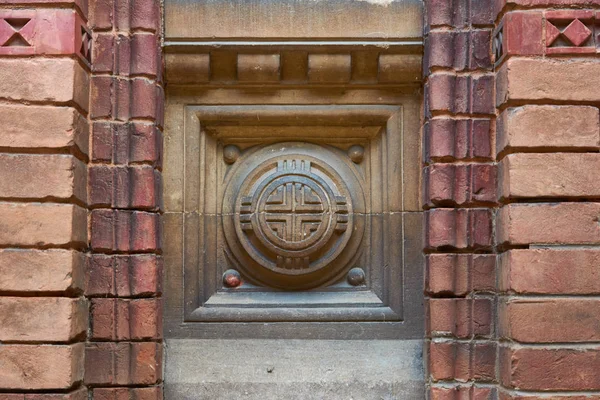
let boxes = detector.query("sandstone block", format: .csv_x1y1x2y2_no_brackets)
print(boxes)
497,58,600,106
0,59,89,111
0,155,86,201
0,297,87,342
500,249,600,294
499,153,600,199
0,203,87,247
500,298,600,342
497,203,600,246
501,346,600,390
497,106,600,153
0,344,84,389
0,249,84,293
0,106,88,154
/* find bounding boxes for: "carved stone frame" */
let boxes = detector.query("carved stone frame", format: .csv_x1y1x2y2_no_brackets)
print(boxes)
164,84,423,339
186,105,406,322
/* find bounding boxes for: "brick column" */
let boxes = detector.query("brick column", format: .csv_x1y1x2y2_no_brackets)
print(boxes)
84,0,163,398
0,0,90,399
423,1,498,398
494,1,600,398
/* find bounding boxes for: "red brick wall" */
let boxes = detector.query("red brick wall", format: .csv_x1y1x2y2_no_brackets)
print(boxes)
0,0,163,398
85,0,164,398
0,0,90,398
423,1,498,398
495,1,600,398
425,0,600,398
2,0,600,397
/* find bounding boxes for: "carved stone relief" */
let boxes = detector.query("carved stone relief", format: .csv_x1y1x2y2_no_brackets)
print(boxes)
223,142,364,290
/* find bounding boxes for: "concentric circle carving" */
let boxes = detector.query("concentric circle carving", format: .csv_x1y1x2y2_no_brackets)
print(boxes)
222,143,365,289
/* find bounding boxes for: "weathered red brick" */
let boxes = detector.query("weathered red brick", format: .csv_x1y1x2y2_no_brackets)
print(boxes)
425,118,492,161
424,163,497,206
91,298,161,340
427,298,493,338
86,254,163,297
426,30,492,72
0,105,88,154
91,122,161,165
425,208,493,250
500,249,600,294
0,59,89,111
89,0,113,29
498,11,544,58
429,341,496,382
0,203,87,247
93,33,115,73
91,210,160,252
500,298,600,343
427,0,468,28
501,346,600,390
497,203,600,246
24,389,88,400
428,73,494,115
115,35,131,76
0,344,84,389
90,76,114,119
0,155,86,201
84,342,162,385
89,165,160,209
426,254,496,296
92,387,162,400
131,33,158,76
0,297,87,342
430,385,496,400
130,78,157,119
497,106,600,153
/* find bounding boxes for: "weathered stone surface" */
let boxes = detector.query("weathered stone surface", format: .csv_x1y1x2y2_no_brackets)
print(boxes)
0,297,87,342
497,106,600,153
165,0,423,40
497,203,600,246
500,299,600,342
0,203,87,247
500,249,600,294
0,106,88,153
0,155,86,201
165,339,424,400
499,153,600,199
0,344,84,389
0,59,89,111
497,58,600,105
0,249,84,293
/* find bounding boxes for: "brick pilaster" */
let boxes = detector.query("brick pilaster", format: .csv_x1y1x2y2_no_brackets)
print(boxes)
423,0,499,398
85,0,163,398
0,0,90,396
494,1,600,398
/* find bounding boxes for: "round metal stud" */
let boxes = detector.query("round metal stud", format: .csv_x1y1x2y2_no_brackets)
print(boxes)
347,267,365,286
223,269,242,288
347,145,364,164
223,145,241,164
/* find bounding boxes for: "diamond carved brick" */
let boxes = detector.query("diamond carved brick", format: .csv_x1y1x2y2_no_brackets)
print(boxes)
546,21,561,47
0,18,32,47
0,10,91,61
545,11,596,55
563,19,592,46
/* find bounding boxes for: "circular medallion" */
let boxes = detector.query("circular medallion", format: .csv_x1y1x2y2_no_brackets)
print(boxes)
223,143,364,289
